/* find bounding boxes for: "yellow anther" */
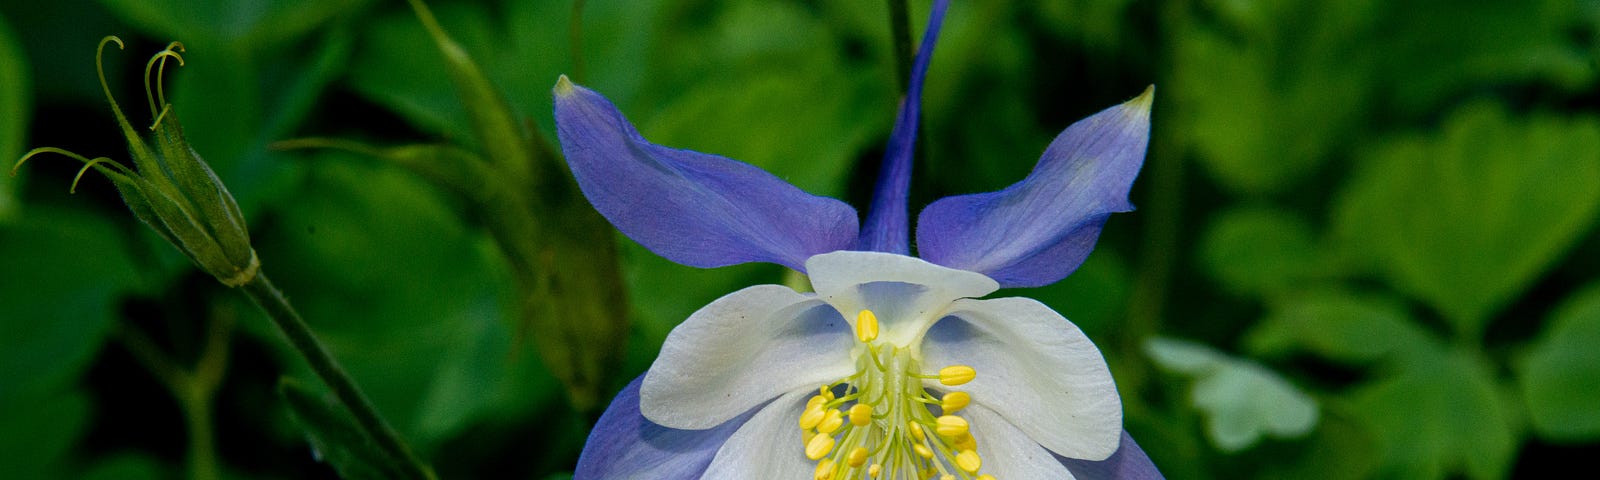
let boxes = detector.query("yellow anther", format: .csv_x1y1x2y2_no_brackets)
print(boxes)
849,403,873,426
868,464,882,478
913,444,934,459
977,476,996,480
941,475,955,480
806,434,836,460
856,310,880,343
819,385,836,401
941,391,971,413
939,365,977,386
799,405,826,430
908,422,926,442
814,459,835,480
847,446,870,467
818,408,845,434
956,450,982,473
935,415,969,437
954,433,977,451
806,395,828,411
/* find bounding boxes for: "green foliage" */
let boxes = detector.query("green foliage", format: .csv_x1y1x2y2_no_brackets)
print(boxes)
7,0,1600,478
1334,102,1600,339
1147,337,1319,452
1518,282,1600,441
0,11,24,221
1197,206,1322,297
280,378,416,480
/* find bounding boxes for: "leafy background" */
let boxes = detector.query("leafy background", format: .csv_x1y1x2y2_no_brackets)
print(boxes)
3,0,1599,478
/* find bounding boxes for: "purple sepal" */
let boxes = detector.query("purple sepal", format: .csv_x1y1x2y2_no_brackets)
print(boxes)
1060,430,1166,480
575,376,749,479
915,90,1152,287
554,80,860,272
858,0,950,254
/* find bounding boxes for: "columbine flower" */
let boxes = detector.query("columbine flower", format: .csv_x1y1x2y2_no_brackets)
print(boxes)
557,1,1160,478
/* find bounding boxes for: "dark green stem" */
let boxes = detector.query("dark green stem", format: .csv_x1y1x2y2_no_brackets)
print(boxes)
887,0,913,95
240,273,435,480
570,0,588,83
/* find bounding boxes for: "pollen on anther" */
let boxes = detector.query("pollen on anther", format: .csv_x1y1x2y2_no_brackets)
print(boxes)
941,391,970,413
955,450,982,473
818,409,845,434
847,446,870,467
935,415,969,437
806,434,836,460
868,464,882,478
938,365,976,386
814,459,835,480
856,310,880,343
848,403,873,426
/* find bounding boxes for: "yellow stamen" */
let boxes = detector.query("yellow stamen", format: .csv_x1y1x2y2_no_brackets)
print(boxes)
941,475,955,480
935,415,969,438
847,446,870,467
955,450,982,473
849,403,873,426
806,434,836,460
908,422,926,442
868,464,881,478
953,433,977,451
856,310,880,343
940,391,970,413
939,365,976,386
800,404,825,430
818,409,844,434
814,459,835,480
977,475,996,480
913,444,934,459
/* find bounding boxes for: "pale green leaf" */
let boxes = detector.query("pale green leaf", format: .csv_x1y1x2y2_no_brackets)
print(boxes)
1146,337,1320,452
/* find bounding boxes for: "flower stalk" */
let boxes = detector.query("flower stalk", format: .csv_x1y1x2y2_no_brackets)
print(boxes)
13,36,434,480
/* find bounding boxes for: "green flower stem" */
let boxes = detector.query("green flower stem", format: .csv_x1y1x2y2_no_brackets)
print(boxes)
118,316,229,480
888,0,913,95
239,273,436,480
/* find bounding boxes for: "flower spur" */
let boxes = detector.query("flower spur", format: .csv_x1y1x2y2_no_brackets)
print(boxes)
557,1,1161,478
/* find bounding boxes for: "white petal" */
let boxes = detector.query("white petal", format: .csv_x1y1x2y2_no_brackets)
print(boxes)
641,285,854,429
702,388,816,478
922,297,1122,460
965,404,1079,480
805,251,999,345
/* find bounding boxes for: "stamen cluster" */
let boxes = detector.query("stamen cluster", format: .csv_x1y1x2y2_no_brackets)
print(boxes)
796,310,994,480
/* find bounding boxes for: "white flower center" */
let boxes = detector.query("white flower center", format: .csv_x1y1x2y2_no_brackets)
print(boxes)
796,309,992,480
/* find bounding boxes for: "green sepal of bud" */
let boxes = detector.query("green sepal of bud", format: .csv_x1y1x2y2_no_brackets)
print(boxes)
11,36,257,287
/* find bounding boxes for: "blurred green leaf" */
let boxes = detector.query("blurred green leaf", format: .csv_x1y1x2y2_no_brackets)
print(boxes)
1350,347,1518,480
0,389,90,479
1197,206,1322,297
1517,281,1600,441
0,11,25,221
1333,102,1600,339
1246,290,1431,364
0,208,139,406
279,378,413,480
1171,0,1379,195
96,0,370,48
1374,0,1596,116
78,454,171,480
256,156,552,451
1257,407,1379,480
1146,337,1320,452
